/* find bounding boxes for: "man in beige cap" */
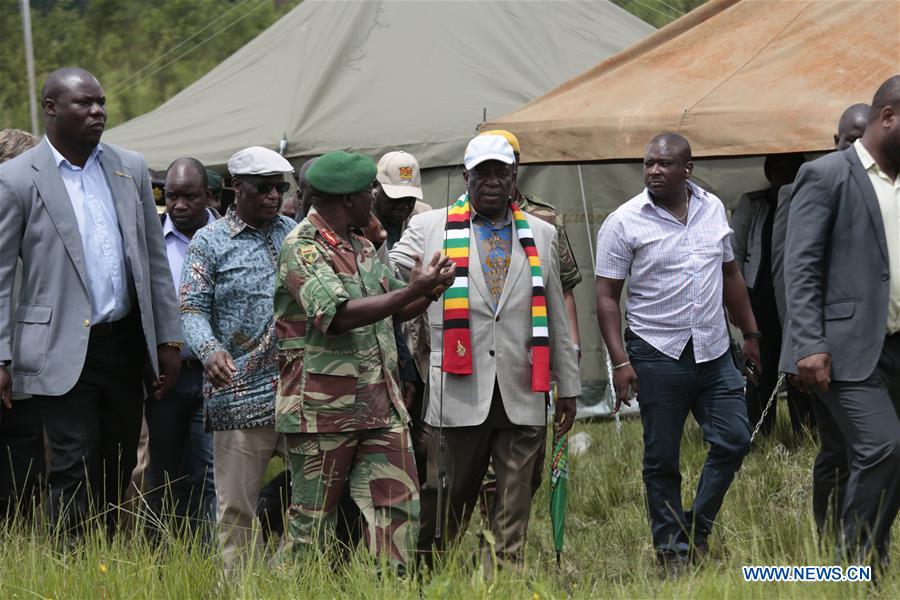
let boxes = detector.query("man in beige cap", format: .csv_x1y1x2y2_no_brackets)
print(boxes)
373,151,431,249
371,151,432,478
181,145,296,570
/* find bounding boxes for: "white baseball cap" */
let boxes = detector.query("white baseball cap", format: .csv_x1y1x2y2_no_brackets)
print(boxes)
227,146,294,176
376,151,423,200
464,134,515,170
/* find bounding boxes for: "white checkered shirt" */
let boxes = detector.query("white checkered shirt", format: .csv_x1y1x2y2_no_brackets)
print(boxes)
595,182,734,363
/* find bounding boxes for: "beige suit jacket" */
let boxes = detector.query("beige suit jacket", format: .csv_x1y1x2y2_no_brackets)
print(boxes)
390,208,581,427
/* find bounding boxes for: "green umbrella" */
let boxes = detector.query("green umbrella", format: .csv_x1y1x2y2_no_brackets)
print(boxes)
549,420,569,570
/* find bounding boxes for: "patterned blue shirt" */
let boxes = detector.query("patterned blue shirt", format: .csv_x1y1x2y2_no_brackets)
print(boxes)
181,206,296,430
472,209,513,311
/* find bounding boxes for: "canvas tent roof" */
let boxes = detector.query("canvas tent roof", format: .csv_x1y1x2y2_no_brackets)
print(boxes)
485,0,900,163
105,0,654,171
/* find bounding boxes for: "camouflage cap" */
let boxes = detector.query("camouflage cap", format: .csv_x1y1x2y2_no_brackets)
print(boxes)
307,151,377,196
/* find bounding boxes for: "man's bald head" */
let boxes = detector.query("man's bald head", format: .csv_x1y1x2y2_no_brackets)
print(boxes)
166,157,208,189
835,103,870,150
647,132,692,164
869,76,900,123
644,133,694,201
164,157,212,234
40,66,106,159
41,67,100,102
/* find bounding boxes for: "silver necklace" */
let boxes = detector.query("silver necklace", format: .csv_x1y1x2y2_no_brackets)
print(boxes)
659,187,691,223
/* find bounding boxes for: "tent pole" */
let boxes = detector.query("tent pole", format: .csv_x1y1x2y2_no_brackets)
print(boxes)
577,165,620,431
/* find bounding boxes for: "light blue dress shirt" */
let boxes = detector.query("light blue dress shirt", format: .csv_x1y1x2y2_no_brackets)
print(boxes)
47,139,130,324
163,210,216,359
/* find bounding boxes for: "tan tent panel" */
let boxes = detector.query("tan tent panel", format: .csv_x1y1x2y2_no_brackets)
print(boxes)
486,0,900,163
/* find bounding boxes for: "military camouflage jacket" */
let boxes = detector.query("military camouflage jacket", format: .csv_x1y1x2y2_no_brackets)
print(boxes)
516,192,582,292
274,210,410,433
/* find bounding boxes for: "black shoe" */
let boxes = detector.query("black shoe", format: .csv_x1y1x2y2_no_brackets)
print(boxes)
656,551,690,579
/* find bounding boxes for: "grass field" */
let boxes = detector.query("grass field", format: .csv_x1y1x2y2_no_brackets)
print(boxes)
0,411,895,599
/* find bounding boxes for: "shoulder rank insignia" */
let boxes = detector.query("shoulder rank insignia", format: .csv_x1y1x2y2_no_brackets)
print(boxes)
320,228,340,247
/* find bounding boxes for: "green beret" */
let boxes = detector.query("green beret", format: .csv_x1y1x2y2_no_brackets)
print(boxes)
306,151,377,195
206,169,223,194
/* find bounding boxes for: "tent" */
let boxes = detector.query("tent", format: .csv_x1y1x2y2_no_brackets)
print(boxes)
481,0,900,415
105,0,652,169
105,0,656,413
485,0,900,162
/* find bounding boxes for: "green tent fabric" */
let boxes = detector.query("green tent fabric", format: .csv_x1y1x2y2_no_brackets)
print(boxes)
105,0,654,170
104,0,657,410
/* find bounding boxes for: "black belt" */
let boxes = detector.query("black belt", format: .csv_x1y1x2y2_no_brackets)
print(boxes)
89,313,138,338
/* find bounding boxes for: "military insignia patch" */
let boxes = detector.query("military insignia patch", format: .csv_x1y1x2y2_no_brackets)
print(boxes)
300,245,319,263
398,166,413,181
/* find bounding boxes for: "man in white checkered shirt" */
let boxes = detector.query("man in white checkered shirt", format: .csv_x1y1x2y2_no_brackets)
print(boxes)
594,133,761,575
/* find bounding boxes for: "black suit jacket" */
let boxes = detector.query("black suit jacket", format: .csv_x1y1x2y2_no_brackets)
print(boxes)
780,145,891,381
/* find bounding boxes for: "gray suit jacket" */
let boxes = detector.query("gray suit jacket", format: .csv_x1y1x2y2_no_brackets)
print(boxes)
730,189,770,288
779,146,890,381
0,139,181,396
390,208,581,428
771,183,793,324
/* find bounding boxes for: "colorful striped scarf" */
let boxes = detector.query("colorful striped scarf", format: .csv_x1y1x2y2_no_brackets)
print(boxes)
442,193,550,392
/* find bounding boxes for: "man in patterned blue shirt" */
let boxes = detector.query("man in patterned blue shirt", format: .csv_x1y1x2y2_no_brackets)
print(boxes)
181,146,295,571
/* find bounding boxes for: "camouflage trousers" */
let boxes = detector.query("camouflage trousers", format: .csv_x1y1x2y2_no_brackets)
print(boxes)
285,413,420,565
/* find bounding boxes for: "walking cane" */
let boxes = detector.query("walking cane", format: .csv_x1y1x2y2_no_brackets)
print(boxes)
434,166,452,543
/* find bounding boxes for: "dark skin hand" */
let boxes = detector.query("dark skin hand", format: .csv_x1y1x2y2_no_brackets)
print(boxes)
555,397,577,435
154,345,182,398
205,349,238,389
595,277,638,413
796,353,832,392
329,251,455,334
0,366,11,409
722,260,761,384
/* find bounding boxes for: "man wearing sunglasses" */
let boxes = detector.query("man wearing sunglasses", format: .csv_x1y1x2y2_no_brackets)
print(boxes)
180,146,296,571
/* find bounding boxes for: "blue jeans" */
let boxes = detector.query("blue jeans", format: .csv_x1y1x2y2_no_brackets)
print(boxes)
627,333,750,557
146,364,216,535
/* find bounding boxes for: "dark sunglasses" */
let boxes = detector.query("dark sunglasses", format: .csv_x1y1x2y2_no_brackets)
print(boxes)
244,180,291,195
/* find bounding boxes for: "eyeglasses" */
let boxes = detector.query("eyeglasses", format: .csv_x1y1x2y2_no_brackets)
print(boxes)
244,180,291,195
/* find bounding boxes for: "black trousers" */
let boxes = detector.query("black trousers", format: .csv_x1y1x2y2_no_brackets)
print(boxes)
746,287,815,437
818,333,900,565
811,392,851,540
36,315,145,540
0,398,45,519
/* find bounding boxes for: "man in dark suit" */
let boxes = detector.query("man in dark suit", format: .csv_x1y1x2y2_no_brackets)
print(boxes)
782,75,900,567
771,102,869,542
0,67,182,542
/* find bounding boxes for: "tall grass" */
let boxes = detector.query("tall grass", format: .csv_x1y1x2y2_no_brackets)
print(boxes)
0,411,894,599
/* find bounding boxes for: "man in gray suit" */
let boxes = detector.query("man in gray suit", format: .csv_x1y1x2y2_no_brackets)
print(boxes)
390,135,580,566
772,102,868,543
782,76,900,567
0,67,182,540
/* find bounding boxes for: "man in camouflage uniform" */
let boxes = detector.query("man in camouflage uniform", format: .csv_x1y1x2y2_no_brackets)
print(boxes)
274,151,455,567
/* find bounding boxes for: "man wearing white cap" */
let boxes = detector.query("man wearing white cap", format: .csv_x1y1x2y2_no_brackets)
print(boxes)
390,135,580,566
181,146,296,570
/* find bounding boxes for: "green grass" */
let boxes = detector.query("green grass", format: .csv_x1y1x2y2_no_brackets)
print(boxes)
0,412,895,599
